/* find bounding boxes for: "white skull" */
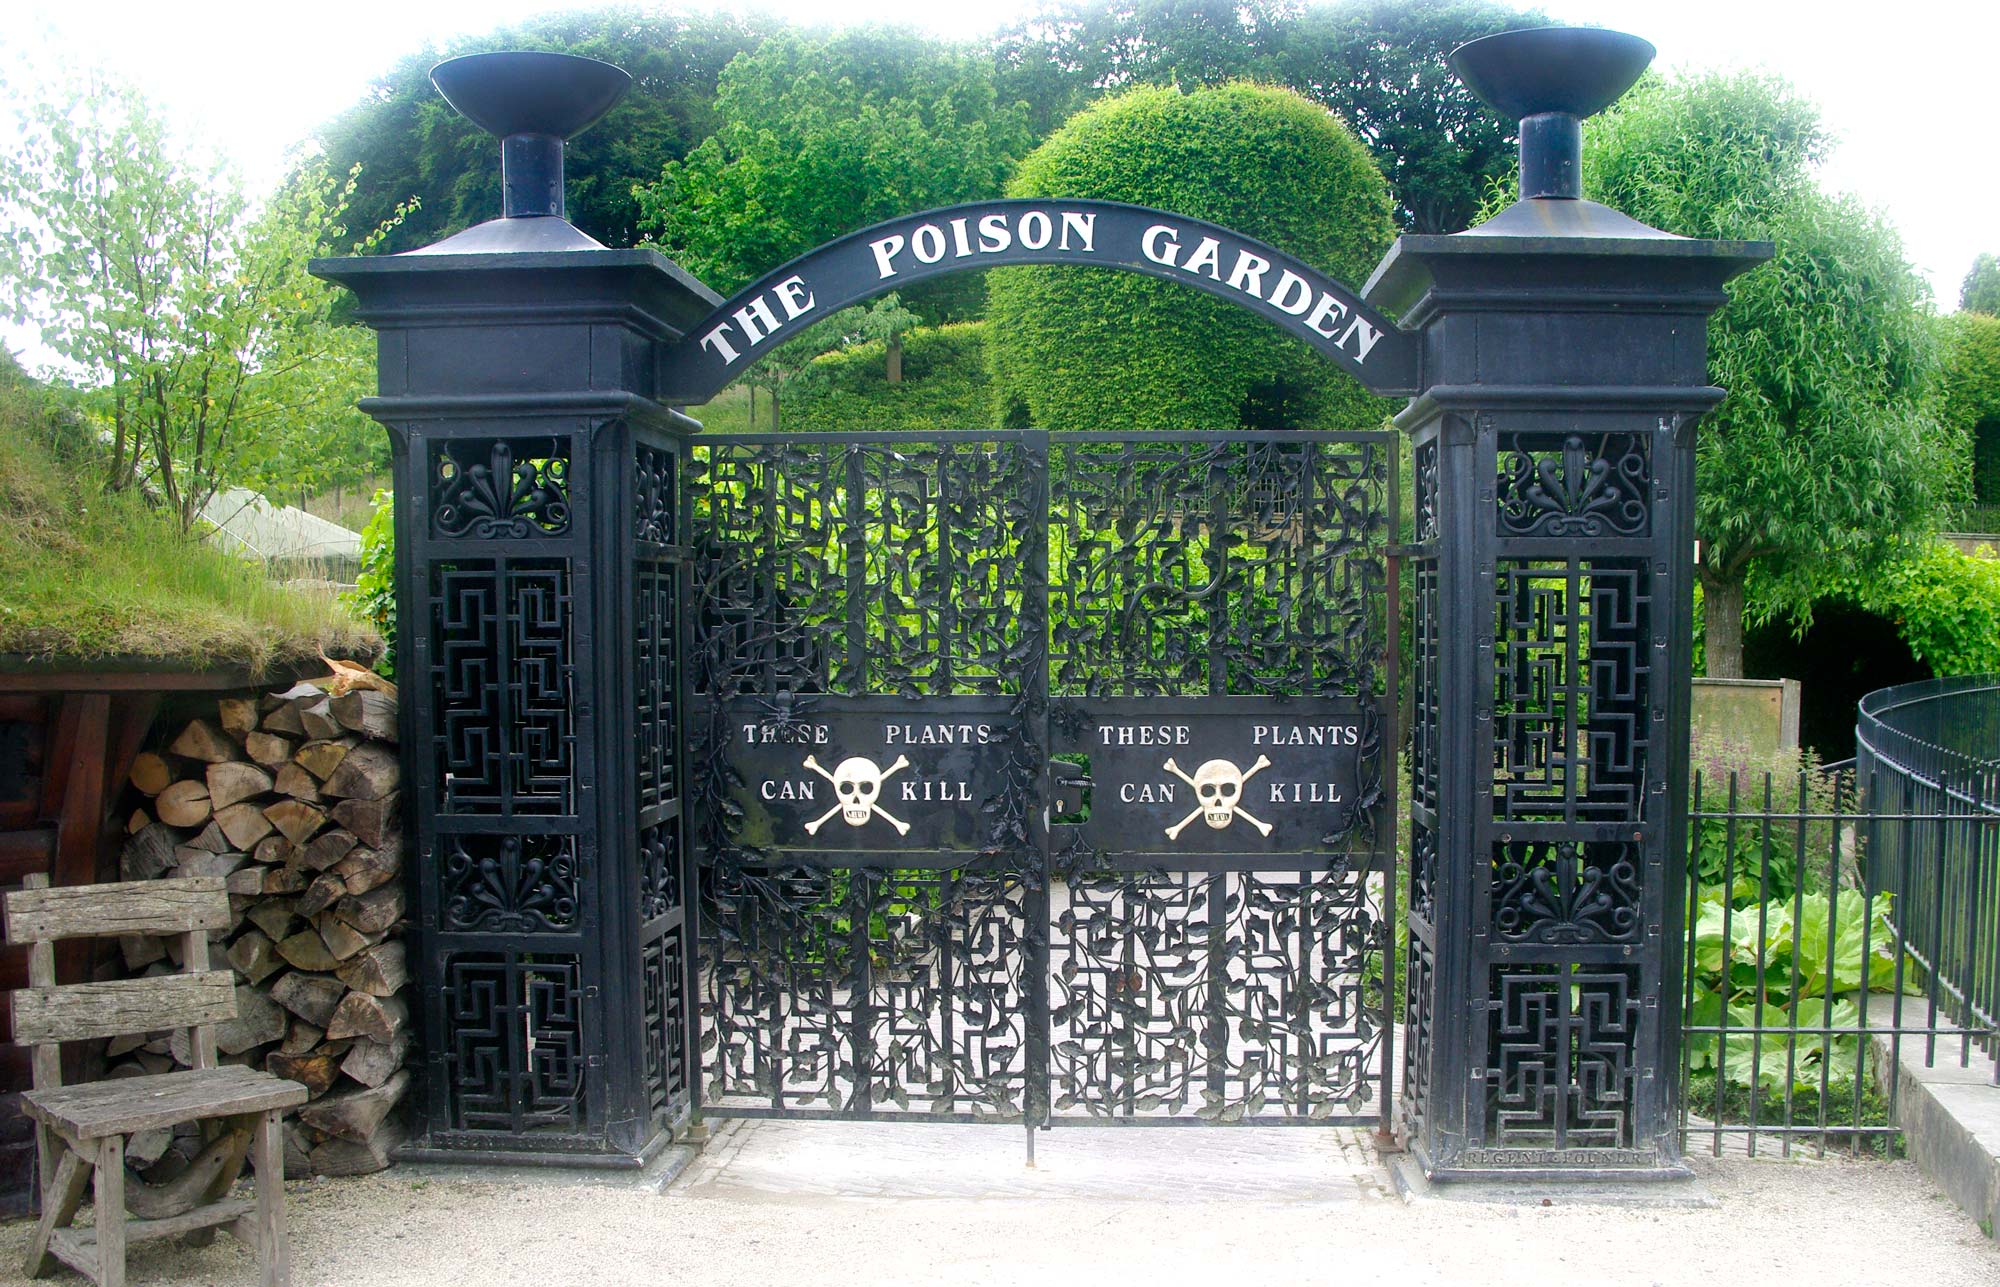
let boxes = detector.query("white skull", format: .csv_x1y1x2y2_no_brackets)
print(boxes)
1193,759,1244,829
832,757,882,825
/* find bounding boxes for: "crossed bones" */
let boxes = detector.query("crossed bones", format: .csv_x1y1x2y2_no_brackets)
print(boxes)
801,753,912,836
1162,755,1274,841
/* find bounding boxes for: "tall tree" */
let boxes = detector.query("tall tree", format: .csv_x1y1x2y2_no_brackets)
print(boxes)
316,7,770,254
1963,252,2000,315
635,27,1034,296
989,0,1541,232
0,70,401,529
1582,72,1960,676
985,81,1397,431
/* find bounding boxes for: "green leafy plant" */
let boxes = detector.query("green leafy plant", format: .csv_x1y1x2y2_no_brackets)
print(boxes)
1685,882,1907,1090
343,490,397,678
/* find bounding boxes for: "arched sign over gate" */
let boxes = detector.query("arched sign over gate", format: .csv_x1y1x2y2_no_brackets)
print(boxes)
657,199,1421,402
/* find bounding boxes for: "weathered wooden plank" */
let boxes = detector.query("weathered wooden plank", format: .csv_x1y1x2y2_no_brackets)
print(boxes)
24,1135,89,1277
249,1109,289,1284
5,877,229,941
60,1196,254,1247
11,971,236,1045
21,1066,306,1139
94,1134,124,1287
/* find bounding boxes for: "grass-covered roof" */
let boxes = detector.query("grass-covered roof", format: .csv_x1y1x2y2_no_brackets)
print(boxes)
0,362,378,675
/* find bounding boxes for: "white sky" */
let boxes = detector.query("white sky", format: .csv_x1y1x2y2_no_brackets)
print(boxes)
4,0,1997,366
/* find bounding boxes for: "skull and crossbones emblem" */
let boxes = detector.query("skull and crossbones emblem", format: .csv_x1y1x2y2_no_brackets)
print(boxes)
1162,755,1274,841
801,754,911,836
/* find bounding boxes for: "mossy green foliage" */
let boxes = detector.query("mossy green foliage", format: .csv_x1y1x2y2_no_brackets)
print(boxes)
0,371,374,673
1939,312,2000,505
788,323,992,431
345,490,397,680
1833,540,2000,676
985,82,1397,431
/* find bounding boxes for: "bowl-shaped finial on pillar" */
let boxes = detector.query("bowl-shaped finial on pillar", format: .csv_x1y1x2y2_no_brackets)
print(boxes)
1450,26,1654,203
431,51,632,221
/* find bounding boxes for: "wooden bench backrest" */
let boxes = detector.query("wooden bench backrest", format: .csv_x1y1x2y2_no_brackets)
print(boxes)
4,875,237,1090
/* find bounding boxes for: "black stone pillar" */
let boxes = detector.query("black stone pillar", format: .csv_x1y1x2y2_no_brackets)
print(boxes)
312,53,720,1165
1367,28,1770,1182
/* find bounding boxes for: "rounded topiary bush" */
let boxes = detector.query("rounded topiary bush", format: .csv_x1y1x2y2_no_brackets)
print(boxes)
986,82,1397,431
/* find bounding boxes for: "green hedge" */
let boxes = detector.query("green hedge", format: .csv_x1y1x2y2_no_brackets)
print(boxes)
1940,312,2000,505
787,323,992,432
986,82,1397,432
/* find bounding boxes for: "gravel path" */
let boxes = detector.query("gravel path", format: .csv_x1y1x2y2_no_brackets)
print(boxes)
1,1123,1994,1287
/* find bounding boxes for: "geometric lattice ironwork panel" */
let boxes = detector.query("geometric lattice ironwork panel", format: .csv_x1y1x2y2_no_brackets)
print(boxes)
1486,963,1641,1151
1493,559,1651,822
441,951,588,1136
1402,931,1435,1142
431,558,576,816
635,561,680,816
642,927,688,1123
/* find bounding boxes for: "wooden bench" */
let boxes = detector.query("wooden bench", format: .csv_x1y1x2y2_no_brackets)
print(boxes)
6,875,309,1286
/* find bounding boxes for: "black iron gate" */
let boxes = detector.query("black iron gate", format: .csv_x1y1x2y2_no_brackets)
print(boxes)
685,429,1397,1133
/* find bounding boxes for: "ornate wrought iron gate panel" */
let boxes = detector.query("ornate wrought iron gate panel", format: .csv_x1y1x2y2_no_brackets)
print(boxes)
687,430,1395,1128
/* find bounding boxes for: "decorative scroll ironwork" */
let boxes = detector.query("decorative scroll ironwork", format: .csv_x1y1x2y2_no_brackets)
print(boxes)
634,442,676,546
1046,435,1390,699
439,833,580,932
687,429,1393,1129
1487,964,1640,1150
432,438,572,538
1491,839,1641,944
441,952,587,1135
1414,438,1440,545
702,867,1034,1117
1048,869,1384,1122
1410,820,1438,927
638,821,680,925
1496,431,1649,538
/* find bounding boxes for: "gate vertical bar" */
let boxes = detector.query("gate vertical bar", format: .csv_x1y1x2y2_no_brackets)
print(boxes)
1025,429,1053,1157
312,51,721,1165
1366,27,1770,1182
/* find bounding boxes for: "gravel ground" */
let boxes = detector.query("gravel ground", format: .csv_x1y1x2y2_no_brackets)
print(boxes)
1,1124,1994,1287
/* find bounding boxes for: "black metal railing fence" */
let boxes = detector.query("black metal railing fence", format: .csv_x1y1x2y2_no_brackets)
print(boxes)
1856,675,2000,1069
1680,678,2000,1158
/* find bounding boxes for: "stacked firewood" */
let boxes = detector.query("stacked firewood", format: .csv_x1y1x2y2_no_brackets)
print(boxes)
115,673,410,1177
